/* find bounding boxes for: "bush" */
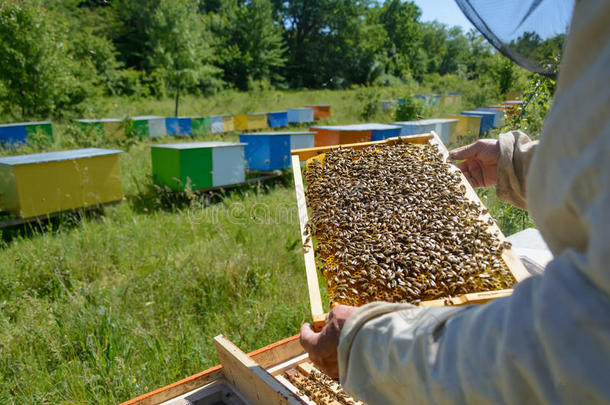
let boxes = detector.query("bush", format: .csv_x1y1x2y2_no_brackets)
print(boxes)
394,96,424,121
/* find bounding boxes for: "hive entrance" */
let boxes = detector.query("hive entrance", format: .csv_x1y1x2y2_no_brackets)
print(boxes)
304,140,515,307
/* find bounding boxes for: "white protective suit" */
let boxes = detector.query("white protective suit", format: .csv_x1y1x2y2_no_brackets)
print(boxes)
337,1,610,404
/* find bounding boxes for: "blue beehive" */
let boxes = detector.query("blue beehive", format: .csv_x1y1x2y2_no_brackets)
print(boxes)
210,116,224,133
461,110,496,134
165,117,192,136
0,123,27,146
288,131,315,150
392,120,438,137
367,124,402,141
267,111,288,128
474,108,504,128
239,132,291,171
286,108,314,124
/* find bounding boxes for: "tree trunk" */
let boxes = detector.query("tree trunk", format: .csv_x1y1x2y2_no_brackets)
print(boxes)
174,85,180,117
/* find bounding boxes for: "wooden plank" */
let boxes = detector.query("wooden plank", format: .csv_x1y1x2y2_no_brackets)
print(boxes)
250,334,304,369
292,154,325,331
291,134,433,162
214,335,303,405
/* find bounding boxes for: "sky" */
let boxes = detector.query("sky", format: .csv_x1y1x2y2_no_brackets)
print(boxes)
412,0,475,32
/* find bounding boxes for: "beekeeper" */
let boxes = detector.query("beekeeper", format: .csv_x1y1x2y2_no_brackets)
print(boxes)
300,0,610,403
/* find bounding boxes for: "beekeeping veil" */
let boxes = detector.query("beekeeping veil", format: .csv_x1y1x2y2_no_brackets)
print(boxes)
454,0,576,79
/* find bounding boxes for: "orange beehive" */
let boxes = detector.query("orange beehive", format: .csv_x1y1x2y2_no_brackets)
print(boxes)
309,124,374,147
305,105,331,120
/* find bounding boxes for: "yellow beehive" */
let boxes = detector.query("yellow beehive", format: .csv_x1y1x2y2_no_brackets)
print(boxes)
233,113,268,131
221,115,235,132
444,114,481,137
0,148,124,219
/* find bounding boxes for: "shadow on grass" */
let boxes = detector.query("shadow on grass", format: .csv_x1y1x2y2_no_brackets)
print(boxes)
0,208,106,245
127,170,294,215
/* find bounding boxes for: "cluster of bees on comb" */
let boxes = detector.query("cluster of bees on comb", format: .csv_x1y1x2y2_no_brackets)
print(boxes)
304,140,515,307
285,367,361,404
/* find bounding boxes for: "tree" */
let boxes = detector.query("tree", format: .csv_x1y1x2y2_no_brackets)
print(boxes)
214,0,286,90
148,0,218,116
0,0,92,120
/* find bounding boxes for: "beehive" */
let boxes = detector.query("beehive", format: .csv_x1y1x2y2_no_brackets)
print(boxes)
443,114,481,137
291,134,528,328
0,121,53,147
222,115,235,132
287,108,314,124
305,105,331,120
461,110,496,133
0,148,123,219
190,117,211,135
132,116,167,138
210,116,224,133
234,113,268,131
474,108,505,128
309,124,384,147
393,119,458,145
151,142,245,191
239,132,314,171
267,111,288,128
165,117,192,136
501,100,524,119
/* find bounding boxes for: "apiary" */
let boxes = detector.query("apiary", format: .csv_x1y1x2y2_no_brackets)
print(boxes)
133,116,167,138
267,111,289,128
474,108,505,128
151,142,245,191
443,114,482,138
305,105,331,120
0,121,53,147
123,334,363,405
234,113,268,131
0,148,123,219
165,117,192,136
309,124,376,147
291,134,528,328
287,108,314,124
191,117,211,135
461,110,496,133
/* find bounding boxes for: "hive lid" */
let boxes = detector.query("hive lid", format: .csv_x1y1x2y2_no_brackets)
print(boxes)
132,115,165,120
74,118,123,123
310,123,401,131
305,104,330,107
151,142,245,150
0,121,52,127
393,119,458,125
462,110,497,115
241,131,312,136
0,148,122,166
287,107,314,111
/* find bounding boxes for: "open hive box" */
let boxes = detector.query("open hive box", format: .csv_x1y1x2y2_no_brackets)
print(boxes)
290,132,529,330
123,334,363,405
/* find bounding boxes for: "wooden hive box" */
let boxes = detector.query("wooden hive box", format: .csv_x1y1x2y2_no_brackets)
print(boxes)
190,117,211,135
165,118,192,136
474,108,505,128
133,116,167,138
501,101,524,119
0,148,123,219
366,123,402,141
305,105,331,120
309,124,375,147
151,142,245,191
393,119,458,145
287,108,314,124
222,115,235,132
239,132,315,171
210,116,224,133
123,334,365,405
76,118,126,142
392,120,437,137
267,111,288,128
443,114,482,138
0,121,53,147
234,113,268,131
290,134,529,329
461,110,496,133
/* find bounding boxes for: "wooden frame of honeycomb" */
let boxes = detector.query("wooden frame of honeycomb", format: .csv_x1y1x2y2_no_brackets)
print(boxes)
292,133,529,330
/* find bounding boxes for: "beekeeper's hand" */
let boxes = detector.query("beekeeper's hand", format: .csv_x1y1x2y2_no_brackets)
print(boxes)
449,139,500,188
300,305,357,378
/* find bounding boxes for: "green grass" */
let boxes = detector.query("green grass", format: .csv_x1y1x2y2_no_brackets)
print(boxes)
0,85,527,403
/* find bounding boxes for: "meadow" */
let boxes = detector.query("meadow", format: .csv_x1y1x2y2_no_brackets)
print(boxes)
0,85,532,403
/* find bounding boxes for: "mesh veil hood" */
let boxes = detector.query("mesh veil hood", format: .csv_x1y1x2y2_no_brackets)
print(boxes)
454,0,576,78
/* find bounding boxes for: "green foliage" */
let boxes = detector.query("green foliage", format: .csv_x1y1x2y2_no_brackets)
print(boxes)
477,188,534,235
395,96,424,121
0,0,94,120
357,88,381,120
148,0,219,116
504,73,555,138
214,0,286,91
